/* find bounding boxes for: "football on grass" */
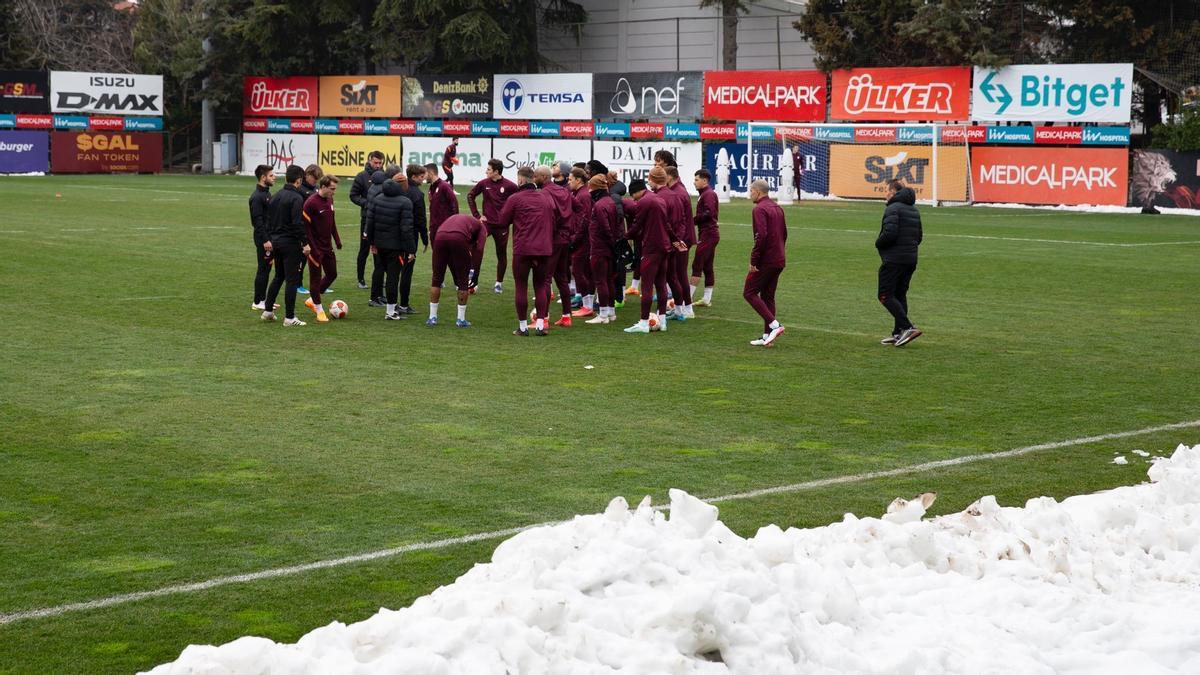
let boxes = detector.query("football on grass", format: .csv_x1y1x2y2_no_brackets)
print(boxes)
329,299,348,319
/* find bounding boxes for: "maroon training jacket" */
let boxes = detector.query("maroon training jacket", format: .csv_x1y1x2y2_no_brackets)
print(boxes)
751,197,788,269
627,190,672,255
498,183,554,257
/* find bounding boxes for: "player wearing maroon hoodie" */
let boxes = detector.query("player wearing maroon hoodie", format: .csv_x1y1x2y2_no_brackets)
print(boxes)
745,179,787,346
497,166,555,336
623,168,673,334
301,175,343,322
664,166,695,320
534,165,574,326
466,159,518,293
585,174,622,324
425,163,459,242
427,213,487,328
690,169,719,307
567,168,595,319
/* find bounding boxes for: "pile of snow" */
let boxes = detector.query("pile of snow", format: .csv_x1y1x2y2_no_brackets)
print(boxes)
148,444,1200,674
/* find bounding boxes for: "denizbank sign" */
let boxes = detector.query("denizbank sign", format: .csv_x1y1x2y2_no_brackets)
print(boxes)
972,64,1133,123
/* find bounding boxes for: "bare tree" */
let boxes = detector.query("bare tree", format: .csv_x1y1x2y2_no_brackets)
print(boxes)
11,0,135,72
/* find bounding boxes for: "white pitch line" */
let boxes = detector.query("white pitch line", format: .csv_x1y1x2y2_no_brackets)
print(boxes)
2,418,1197,626
725,222,1200,248
111,295,188,302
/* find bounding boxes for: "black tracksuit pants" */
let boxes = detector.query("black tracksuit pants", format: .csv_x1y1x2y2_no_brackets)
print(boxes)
264,240,304,319
878,261,917,334
253,234,272,305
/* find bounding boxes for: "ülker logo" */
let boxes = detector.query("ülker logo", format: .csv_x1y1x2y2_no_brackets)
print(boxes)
843,74,953,116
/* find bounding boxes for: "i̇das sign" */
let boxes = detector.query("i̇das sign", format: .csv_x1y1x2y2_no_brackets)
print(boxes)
972,64,1132,123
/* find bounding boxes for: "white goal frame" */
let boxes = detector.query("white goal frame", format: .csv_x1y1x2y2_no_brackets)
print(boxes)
747,122,969,207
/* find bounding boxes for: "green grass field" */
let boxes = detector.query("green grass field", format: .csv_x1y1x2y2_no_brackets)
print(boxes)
1,174,1198,674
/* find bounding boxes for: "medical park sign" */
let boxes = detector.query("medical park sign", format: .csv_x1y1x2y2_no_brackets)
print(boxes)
971,64,1133,124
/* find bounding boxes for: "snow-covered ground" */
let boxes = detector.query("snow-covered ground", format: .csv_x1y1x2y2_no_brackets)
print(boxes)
147,444,1200,675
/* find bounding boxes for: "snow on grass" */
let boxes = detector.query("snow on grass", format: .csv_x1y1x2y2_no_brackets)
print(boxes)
147,444,1200,674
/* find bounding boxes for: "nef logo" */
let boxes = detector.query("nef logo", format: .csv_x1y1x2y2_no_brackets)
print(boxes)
501,79,524,114
57,91,159,113
340,80,378,106
610,77,687,116
865,151,929,185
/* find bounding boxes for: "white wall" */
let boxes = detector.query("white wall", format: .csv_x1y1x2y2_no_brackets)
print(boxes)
538,0,817,73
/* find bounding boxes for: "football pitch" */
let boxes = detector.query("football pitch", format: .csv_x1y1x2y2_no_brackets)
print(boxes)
1,174,1198,674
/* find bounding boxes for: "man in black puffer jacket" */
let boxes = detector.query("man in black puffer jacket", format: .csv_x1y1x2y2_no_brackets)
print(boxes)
352,151,386,288
366,167,398,307
366,177,415,321
876,179,923,347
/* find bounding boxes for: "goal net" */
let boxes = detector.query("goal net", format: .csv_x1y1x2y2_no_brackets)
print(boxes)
744,123,972,206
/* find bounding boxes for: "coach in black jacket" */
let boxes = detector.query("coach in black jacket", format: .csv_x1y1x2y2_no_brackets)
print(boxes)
262,165,311,324
397,164,429,313
366,179,415,320
352,151,386,287
876,180,923,346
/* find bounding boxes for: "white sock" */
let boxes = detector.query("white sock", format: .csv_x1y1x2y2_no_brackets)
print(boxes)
536,318,545,331
387,303,396,314
457,304,467,321
519,319,528,331
569,281,577,294
632,279,640,291
703,287,713,302
584,294,593,309
769,320,781,330
429,302,438,319
314,303,324,314
690,284,696,296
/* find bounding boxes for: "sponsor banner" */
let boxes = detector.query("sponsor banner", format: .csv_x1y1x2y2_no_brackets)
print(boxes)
363,119,389,135
17,114,52,129
338,119,365,134
1082,127,1130,146
971,146,1127,206
51,131,162,173
493,73,593,120
243,76,318,117
832,67,971,122
855,127,896,143
735,123,776,141
314,119,339,133
500,120,529,137
0,70,49,113
700,123,736,140
239,133,319,176
561,121,594,138
244,118,268,132
596,122,630,139
973,64,1133,123
290,119,314,133
51,71,163,116
1130,149,1200,210
0,114,15,129
390,120,416,135
471,120,500,135
1034,127,1082,145
124,117,163,132
530,121,560,137
665,123,700,140
416,120,443,135
491,138,591,171
593,141,703,195
443,120,472,136
703,70,826,122
53,115,89,130
703,140,829,195
829,144,969,201
940,125,987,144
630,122,664,139
317,135,402,177
402,74,492,119
814,126,855,142
267,118,292,132
0,130,49,173
318,75,402,117
401,136,491,184
986,126,1034,144
593,71,703,119
89,117,124,131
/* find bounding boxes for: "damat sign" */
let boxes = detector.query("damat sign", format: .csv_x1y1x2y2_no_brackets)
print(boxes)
50,71,163,116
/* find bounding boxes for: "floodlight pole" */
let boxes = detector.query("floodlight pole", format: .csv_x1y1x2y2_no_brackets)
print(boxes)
201,35,214,173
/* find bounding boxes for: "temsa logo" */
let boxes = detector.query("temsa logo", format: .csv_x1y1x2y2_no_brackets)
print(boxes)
864,151,929,184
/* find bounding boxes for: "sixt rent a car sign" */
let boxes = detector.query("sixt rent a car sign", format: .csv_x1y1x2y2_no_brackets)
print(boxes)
971,64,1133,123
492,73,592,120
702,70,826,122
